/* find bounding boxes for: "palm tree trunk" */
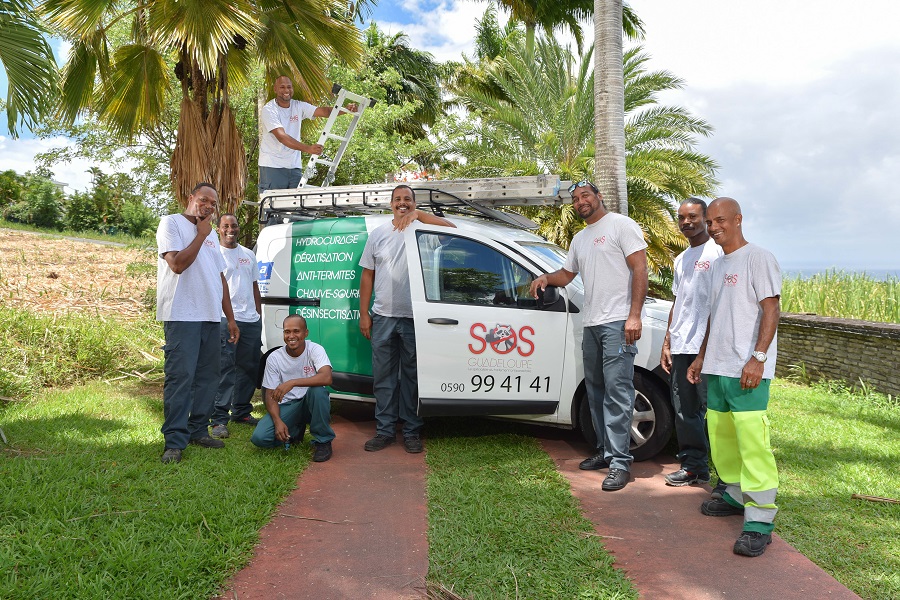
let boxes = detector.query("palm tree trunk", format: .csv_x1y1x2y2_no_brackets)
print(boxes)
593,0,627,215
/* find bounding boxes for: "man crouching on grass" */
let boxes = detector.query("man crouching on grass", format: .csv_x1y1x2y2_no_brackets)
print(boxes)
251,314,336,462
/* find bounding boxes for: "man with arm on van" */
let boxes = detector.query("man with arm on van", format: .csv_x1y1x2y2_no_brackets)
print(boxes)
660,198,723,488
687,197,782,557
258,76,357,192
530,181,648,491
358,185,455,454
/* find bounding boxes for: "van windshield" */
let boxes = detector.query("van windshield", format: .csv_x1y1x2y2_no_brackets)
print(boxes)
518,241,584,292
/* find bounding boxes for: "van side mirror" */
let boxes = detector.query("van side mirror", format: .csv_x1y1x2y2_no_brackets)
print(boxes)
537,285,560,308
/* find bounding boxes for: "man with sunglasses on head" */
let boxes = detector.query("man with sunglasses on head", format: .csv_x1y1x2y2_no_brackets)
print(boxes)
530,181,648,491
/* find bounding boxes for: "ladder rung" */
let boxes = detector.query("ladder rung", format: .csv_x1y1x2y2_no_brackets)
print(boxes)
324,133,349,142
312,159,335,166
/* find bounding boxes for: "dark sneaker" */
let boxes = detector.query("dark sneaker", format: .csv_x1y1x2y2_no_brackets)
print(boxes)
665,469,710,487
312,441,333,462
364,434,396,452
210,424,230,439
231,415,260,425
733,531,772,557
602,468,630,491
711,481,727,500
701,497,745,517
404,435,424,454
189,436,225,449
579,454,609,471
161,448,182,464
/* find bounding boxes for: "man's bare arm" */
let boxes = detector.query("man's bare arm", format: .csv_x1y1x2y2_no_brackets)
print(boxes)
624,249,649,344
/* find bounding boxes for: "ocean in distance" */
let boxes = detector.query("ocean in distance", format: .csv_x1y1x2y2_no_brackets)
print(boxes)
782,267,900,280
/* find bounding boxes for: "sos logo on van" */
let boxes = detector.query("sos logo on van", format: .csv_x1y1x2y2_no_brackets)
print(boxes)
468,323,535,356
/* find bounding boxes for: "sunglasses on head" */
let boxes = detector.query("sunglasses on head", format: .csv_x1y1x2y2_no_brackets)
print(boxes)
568,180,598,194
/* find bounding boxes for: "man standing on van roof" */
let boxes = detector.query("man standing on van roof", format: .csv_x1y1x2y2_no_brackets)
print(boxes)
157,183,240,464
358,185,455,453
210,214,262,440
660,198,723,489
530,181,648,492
258,76,356,193
687,197,782,558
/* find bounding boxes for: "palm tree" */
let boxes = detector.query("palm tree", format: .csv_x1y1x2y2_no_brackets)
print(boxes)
0,0,57,137
362,24,444,138
480,1,643,56
446,35,718,272
39,0,363,213
594,0,627,214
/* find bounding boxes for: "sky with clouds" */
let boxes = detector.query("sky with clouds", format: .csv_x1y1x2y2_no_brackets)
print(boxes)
2,1,898,270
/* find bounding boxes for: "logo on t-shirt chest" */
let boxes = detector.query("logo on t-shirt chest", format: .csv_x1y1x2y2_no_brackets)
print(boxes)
694,260,711,271
724,273,739,287
289,115,299,123
238,257,252,266
204,239,215,249
303,365,316,376
593,235,607,246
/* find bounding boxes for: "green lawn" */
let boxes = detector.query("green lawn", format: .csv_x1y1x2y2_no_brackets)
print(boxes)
768,381,899,600
1,382,302,600
425,419,636,599
2,377,896,599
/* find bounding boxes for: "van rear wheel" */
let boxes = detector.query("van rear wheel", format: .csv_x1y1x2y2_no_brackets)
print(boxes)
578,371,673,462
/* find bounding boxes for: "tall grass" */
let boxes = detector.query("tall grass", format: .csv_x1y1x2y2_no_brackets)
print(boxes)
782,270,899,323
0,307,162,399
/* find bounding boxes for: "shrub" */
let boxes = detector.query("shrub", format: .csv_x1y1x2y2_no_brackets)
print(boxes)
0,308,163,399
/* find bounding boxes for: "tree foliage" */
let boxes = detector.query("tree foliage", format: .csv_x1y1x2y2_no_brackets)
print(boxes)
38,0,364,210
0,0,58,136
445,25,718,273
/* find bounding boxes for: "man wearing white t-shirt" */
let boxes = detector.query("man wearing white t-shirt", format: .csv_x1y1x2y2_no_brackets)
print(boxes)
688,197,782,558
530,181,648,492
157,183,240,464
358,185,455,453
660,198,723,488
210,214,262,439
258,76,357,192
252,315,336,463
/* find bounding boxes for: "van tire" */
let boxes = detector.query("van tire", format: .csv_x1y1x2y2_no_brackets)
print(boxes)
578,371,673,462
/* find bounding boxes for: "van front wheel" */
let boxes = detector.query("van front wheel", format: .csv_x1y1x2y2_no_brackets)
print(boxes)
577,371,673,462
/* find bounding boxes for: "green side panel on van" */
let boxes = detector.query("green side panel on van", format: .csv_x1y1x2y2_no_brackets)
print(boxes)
288,218,373,377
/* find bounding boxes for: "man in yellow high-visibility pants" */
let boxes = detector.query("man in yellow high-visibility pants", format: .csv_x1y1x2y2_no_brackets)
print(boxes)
688,197,781,558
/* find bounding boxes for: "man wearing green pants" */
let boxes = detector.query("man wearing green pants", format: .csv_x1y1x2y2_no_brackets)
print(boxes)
688,197,781,557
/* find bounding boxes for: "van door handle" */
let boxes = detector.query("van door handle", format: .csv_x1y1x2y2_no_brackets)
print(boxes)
427,318,458,325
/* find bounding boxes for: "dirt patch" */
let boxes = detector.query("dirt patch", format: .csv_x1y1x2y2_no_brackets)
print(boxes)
0,229,155,319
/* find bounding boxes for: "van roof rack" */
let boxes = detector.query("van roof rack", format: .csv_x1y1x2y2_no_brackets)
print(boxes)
250,175,574,230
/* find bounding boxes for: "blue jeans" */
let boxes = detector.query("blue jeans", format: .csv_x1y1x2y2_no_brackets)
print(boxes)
251,387,335,447
670,353,710,476
371,314,422,438
161,321,221,449
258,166,302,193
582,321,636,471
212,318,262,425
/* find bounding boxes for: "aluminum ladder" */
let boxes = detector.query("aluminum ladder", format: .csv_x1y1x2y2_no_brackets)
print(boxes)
298,84,376,188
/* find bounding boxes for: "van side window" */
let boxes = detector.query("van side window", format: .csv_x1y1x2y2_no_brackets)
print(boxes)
416,232,537,308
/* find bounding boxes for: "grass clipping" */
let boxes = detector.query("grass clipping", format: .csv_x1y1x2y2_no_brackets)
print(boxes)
0,229,156,319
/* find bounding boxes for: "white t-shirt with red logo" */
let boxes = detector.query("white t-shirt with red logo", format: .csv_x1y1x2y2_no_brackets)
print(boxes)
220,244,259,323
669,238,724,354
259,98,317,169
156,214,226,322
702,243,781,380
564,212,648,327
262,342,331,403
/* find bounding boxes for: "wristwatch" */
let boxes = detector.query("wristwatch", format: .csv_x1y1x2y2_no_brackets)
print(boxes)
751,350,767,363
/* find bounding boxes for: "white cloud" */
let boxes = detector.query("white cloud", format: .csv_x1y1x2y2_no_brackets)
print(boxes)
0,136,99,192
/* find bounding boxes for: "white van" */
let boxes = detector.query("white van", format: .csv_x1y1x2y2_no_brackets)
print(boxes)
254,176,675,460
